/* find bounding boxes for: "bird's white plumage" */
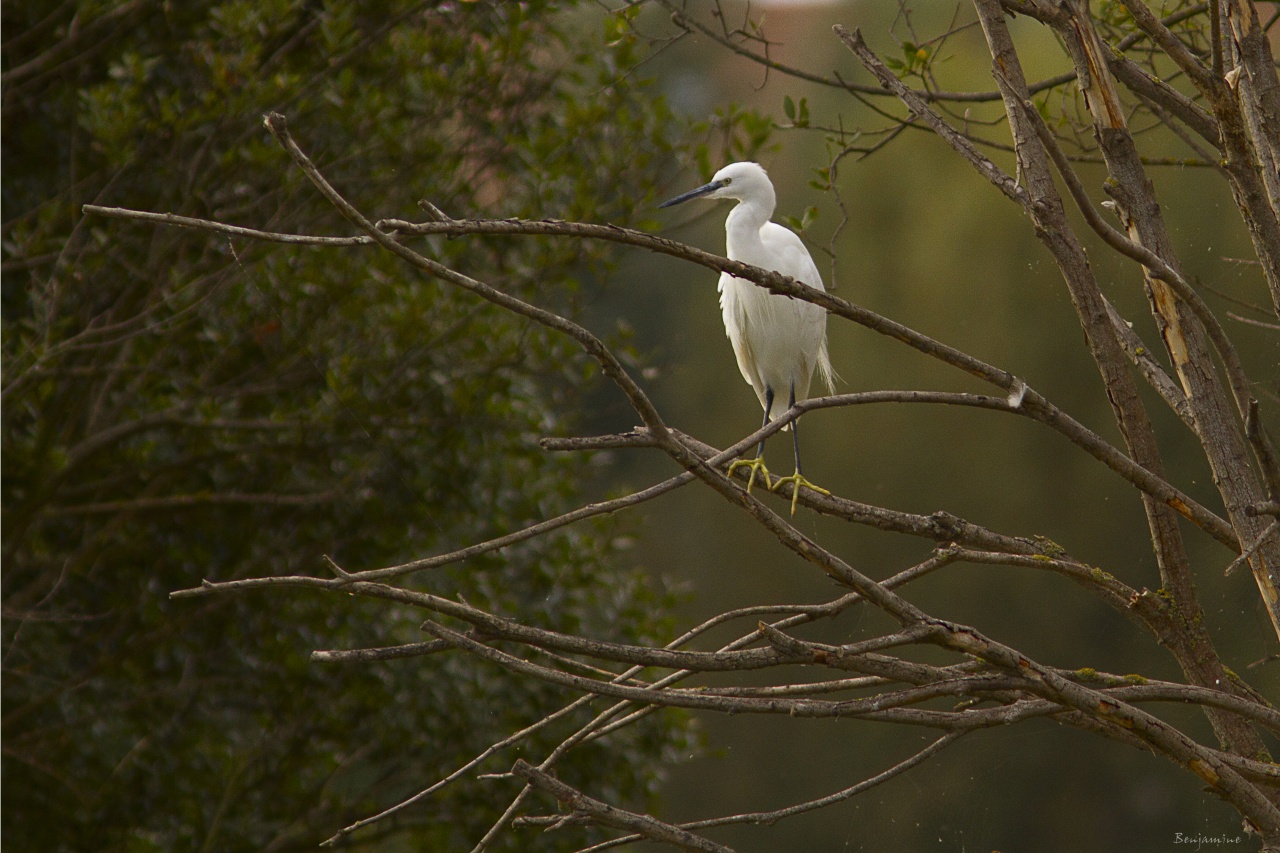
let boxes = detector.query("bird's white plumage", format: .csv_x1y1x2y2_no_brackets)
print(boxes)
659,160,835,508
708,162,834,426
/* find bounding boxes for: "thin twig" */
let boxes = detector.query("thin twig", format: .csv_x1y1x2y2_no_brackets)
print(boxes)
512,760,735,853
571,733,965,852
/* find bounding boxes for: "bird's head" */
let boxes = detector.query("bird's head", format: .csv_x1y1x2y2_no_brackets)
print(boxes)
659,161,772,208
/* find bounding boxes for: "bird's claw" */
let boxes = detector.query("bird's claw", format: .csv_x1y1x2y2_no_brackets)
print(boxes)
727,456,772,492
770,472,830,516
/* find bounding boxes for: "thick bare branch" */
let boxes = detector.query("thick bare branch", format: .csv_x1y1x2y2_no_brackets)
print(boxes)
1114,0,1221,92
971,0,1280,805
1011,84,1269,457
1061,2,1280,643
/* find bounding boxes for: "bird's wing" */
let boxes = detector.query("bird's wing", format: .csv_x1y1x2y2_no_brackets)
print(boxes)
759,224,838,394
759,223,824,293
718,272,769,409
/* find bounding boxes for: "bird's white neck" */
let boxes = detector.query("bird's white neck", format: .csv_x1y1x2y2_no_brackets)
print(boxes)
723,190,775,255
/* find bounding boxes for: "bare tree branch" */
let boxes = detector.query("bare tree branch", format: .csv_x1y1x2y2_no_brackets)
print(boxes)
1060,0,1280,642
566,733,965,852
511,759,735,853
82,204,1239,548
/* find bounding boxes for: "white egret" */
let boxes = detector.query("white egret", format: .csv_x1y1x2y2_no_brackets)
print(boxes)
660,161,836,514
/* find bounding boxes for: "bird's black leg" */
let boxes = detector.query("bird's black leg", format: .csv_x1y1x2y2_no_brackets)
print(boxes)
789,381,803,477
757,385,774,460
728,386,774,492
771,379,829,514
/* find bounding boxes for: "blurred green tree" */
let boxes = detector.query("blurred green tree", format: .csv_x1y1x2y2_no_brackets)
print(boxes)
1,2,689,850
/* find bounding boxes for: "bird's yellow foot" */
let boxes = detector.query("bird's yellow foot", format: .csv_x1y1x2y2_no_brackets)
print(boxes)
770,472,830,516
727,456,772,493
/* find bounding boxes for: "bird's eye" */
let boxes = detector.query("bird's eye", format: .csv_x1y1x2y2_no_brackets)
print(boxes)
722,177,732,185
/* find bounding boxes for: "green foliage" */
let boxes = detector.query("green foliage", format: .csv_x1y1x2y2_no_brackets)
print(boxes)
603,2,642,48
690,102,779,178
2,1,689,850
885,40,934,78
781,206,820,235
781,95,809,128
808,165,833,193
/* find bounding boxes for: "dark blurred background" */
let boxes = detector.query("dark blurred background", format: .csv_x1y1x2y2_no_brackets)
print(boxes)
581,2,1279,850
4,1,1276,851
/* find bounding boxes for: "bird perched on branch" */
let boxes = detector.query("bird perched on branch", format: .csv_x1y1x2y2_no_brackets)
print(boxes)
660,161,836,514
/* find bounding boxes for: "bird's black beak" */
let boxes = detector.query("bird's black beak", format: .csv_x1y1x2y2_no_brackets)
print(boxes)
658,178,726,208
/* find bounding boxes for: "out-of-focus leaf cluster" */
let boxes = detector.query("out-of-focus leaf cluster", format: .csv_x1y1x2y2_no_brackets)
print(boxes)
2,2,691,850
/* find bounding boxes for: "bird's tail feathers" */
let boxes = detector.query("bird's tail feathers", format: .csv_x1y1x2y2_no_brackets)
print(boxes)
768,395,793,431
815,345,838,394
